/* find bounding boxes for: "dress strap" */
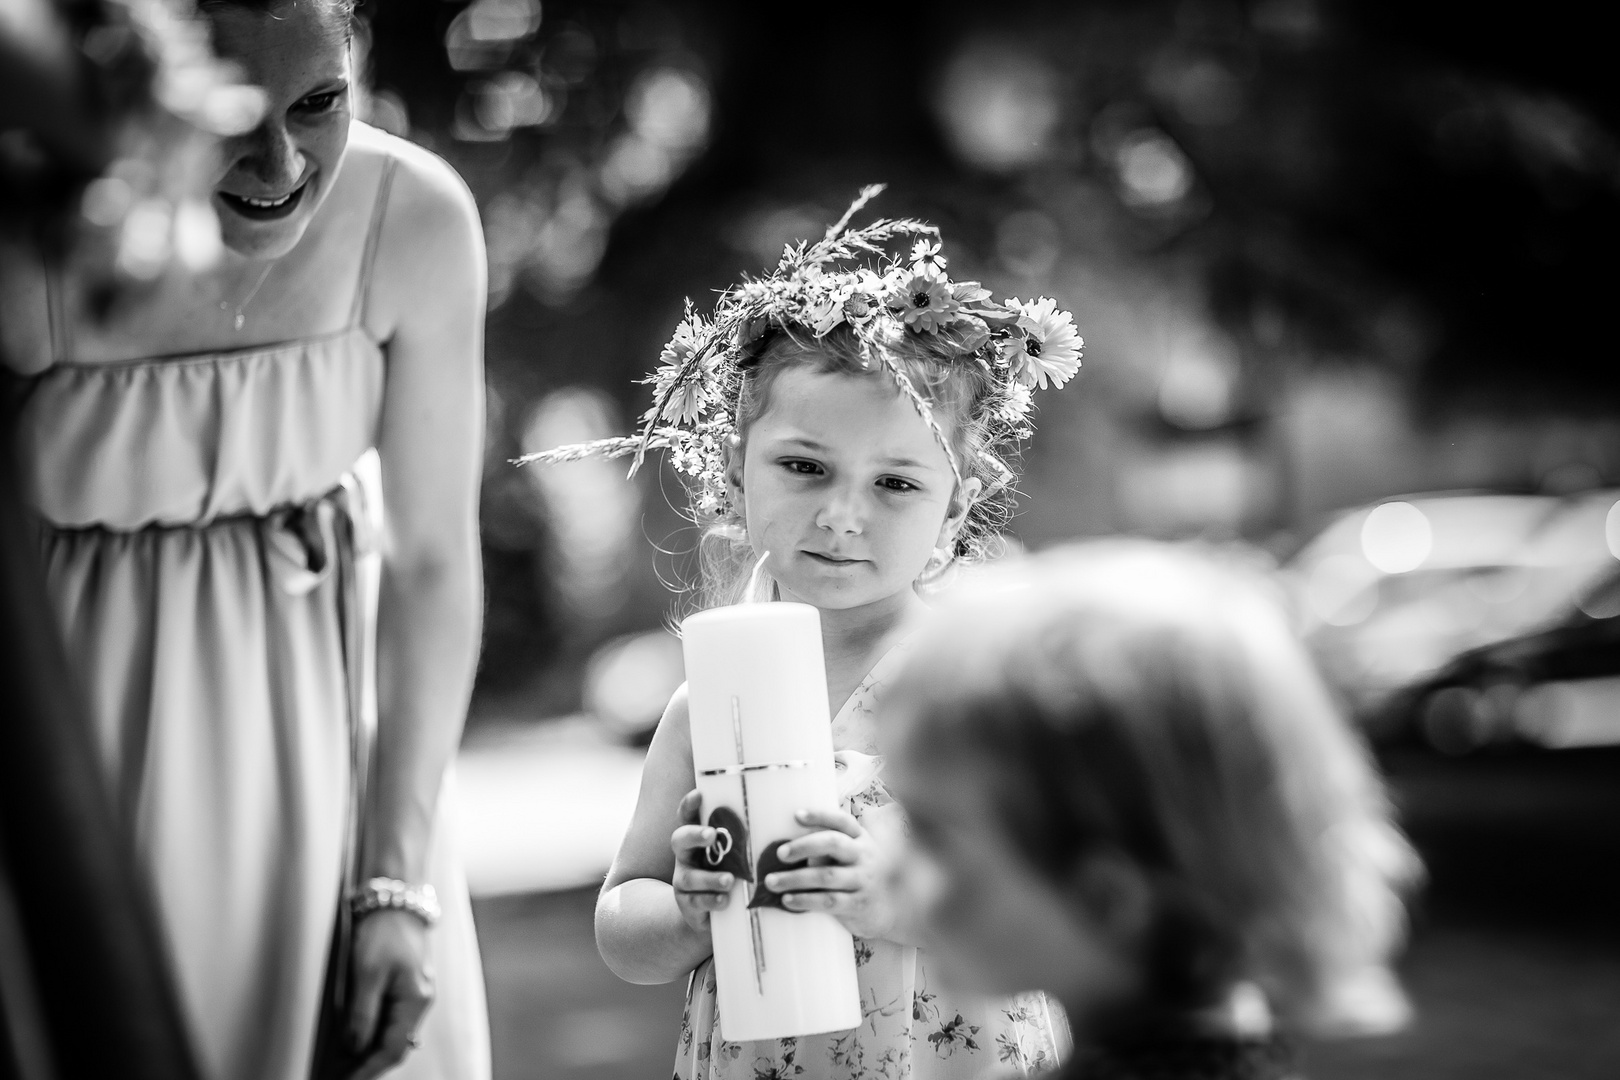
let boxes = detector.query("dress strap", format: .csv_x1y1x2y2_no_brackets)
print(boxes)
348,155,398,331
44,258,72,366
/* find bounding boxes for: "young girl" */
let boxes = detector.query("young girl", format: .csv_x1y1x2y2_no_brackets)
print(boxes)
532,188,1081,1077
880,542,1422,1080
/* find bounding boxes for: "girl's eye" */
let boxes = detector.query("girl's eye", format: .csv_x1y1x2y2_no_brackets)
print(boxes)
781,459,823,476
298,89,345,115
879,476,919,493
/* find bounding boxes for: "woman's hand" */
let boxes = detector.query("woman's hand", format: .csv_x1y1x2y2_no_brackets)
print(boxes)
769,806,897,940
346,910,436,1080
670,789,735,932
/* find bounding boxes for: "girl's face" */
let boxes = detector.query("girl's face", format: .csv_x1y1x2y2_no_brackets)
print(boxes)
207,0,353,260
733,366,972,614
885,748,1143,1017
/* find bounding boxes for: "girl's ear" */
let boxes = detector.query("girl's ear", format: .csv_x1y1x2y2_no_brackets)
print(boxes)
723,434,745,502
939,476,983,547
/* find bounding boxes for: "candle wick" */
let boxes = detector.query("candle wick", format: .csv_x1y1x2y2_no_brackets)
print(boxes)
745,550,772,604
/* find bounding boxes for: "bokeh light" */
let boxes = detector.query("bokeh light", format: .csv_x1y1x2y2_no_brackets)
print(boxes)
1114,129,1194,208
1361,502,1434,574
521,387,639,622
933,39,1060,172
583,631,686,740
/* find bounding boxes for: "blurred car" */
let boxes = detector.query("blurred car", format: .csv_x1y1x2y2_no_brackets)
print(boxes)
1284,488,1620,752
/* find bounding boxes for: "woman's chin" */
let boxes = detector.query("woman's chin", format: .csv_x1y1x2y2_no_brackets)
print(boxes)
218,218,312,261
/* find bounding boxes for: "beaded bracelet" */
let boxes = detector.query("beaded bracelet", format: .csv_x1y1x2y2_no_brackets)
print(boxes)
350,876,441,927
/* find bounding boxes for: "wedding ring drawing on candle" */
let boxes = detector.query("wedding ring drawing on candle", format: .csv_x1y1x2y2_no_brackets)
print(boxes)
700,695,812,995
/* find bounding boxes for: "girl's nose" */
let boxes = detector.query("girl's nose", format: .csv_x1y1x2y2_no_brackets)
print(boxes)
233,120,306,190
815,486,865,535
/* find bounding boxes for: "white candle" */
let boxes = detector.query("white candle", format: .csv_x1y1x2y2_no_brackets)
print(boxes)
682,602,862,1043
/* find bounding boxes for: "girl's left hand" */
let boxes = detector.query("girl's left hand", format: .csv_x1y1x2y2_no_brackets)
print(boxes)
767,807,896,940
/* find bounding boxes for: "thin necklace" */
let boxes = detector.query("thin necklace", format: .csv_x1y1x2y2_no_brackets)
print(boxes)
219,261,275,331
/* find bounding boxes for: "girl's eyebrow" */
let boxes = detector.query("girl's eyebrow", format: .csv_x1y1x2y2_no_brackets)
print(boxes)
775,436,828,452
772,435,938,472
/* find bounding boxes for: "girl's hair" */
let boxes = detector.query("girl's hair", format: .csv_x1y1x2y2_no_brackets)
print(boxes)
692,319,1016,610
886,541,1421,1035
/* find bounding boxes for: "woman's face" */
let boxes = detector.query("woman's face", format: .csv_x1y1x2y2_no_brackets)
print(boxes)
734,366,970,613
207,0,352,259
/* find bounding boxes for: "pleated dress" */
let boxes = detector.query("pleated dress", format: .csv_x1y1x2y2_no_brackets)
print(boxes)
13,155,490,1080
675,645,1065,1080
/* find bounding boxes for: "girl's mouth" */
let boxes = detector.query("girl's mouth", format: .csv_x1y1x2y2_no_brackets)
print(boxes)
805,551,864,566
217,179,309,221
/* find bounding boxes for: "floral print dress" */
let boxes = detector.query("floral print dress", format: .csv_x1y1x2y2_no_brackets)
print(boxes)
674,646,1064,1080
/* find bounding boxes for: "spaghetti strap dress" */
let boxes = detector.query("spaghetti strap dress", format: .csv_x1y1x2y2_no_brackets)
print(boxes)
13,153,491,1080
674,644,1065,1080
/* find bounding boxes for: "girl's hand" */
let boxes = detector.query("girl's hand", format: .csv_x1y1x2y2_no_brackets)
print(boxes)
768,807,896,940
346,910,435,1079
670,789,735,932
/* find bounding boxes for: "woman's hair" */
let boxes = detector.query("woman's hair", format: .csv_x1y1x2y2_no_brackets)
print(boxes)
197,0,357,24
886,541,1421,1035
692,318,1017,610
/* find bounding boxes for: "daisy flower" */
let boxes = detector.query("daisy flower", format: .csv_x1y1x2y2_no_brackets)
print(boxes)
996,380,1034,426
911,238,947,272
887,269,960,333
652,317,709,423
1006,297,1083,390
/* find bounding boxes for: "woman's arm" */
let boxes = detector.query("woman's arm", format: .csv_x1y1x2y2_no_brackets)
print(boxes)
345,135,485,1075
596,686,727,984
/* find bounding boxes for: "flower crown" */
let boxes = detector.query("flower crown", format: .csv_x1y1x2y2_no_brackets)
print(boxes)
519,185,1081,528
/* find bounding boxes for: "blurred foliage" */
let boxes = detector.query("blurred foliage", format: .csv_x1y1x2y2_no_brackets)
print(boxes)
358,0,1619,704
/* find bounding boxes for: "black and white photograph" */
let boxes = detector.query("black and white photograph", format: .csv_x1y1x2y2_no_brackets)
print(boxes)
1,1,1616,1079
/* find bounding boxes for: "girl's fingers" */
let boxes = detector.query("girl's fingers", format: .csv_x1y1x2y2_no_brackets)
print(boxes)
767,865,861,894
777,830,862,865
675,868,734,893
794,806,864,838
780,890,854,913
678,889,730,911
676,788,703,825
671,824,716,856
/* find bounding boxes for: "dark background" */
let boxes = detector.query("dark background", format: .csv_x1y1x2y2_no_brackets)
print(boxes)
363,0,1620,711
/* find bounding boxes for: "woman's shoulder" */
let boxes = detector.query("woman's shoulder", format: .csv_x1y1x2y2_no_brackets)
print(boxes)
347,123,484,338
347,122,479,237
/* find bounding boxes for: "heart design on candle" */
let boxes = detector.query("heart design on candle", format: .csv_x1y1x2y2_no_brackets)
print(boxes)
703,806,753,882
748,839,810,910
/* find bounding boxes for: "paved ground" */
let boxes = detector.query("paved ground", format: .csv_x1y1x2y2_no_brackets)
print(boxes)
463,732,1620,1079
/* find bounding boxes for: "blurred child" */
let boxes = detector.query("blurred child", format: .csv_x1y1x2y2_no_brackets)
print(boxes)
532,188,1081,1077
882,542,1421,1080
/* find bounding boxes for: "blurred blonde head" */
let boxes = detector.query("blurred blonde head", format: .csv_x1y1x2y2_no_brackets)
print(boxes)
883,540,1420,1038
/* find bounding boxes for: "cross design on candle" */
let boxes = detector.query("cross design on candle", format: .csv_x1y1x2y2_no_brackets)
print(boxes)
698,702,819,997
733,696,766,993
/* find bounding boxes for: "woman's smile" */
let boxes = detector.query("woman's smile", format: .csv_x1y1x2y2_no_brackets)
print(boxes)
216,175,312,222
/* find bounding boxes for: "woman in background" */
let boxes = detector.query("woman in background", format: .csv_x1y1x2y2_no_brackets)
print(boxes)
882,542,1421,1079
0,1,489,1077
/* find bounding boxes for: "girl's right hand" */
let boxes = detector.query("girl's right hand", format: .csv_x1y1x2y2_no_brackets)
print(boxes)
670,789,735,932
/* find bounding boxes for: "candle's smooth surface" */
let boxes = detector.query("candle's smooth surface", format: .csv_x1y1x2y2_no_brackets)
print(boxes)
682,602,862,1042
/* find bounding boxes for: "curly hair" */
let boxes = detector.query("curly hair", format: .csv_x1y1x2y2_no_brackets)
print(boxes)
689,318,1023,611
